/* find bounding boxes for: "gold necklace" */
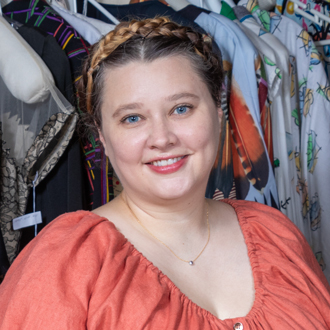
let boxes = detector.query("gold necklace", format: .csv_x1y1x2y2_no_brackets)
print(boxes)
122,195,210,266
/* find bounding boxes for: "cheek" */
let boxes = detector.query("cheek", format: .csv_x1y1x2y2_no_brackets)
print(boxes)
186,115,220,148
103,131,146,167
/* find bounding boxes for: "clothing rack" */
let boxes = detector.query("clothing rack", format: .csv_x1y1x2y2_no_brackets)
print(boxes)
291,0,330,45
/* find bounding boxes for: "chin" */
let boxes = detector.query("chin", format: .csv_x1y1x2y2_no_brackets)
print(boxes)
148,179,204,201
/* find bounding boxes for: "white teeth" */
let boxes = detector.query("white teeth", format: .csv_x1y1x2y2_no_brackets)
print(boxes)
151,156,183,167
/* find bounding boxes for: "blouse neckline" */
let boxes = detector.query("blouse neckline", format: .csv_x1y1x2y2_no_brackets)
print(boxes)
96,199,264,325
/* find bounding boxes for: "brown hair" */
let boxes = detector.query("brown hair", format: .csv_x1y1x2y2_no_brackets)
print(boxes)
77,17,223,135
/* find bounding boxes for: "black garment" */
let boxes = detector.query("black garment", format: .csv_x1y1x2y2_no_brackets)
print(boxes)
178,4,210,21
20,133,87,252
17,25,74,104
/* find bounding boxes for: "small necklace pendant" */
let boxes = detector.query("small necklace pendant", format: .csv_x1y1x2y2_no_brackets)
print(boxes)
189,261,194,265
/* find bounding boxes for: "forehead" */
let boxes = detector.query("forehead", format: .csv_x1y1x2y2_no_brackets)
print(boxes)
101,56,210,110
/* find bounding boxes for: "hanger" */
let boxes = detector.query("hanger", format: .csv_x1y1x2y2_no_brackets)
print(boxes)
81,0,119,24
290,0,330,45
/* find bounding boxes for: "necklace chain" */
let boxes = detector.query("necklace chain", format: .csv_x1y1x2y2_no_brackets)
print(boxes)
122,194,210,265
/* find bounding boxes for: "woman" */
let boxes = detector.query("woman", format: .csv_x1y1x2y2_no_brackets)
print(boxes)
0,17,329,330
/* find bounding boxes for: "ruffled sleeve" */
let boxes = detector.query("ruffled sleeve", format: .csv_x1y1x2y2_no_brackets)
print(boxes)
224,200,330,329
0,211,116,330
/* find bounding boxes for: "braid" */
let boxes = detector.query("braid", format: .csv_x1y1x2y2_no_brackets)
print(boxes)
78,16,223,134
89,17,211,73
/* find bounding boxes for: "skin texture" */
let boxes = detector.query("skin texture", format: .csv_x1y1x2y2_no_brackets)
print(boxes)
99,56,222,207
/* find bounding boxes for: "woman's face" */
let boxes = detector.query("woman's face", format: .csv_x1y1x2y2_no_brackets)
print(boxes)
99,55,222,203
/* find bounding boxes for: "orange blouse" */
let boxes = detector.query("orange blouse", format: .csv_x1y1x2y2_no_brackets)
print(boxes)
0,200,329,330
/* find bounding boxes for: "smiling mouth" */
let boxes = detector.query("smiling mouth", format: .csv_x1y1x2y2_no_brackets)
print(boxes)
150,156,185,167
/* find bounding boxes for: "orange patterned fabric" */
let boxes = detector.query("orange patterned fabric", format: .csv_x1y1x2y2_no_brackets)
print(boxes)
0,200,329,329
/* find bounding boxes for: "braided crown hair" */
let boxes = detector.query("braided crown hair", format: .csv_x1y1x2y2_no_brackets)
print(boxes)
77,17,223,134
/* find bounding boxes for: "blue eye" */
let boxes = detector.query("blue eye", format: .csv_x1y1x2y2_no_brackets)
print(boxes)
124,115,140,123
173,106,189,115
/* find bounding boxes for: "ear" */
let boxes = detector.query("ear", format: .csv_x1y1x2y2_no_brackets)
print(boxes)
217,107,223,126
98,129,108,155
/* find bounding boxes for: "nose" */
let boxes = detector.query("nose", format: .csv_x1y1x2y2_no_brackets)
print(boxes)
147,117,178,150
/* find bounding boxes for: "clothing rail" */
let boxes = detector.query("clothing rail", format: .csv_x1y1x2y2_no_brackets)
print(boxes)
291,0,330,45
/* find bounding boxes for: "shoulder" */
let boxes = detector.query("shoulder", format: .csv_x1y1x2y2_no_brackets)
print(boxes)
13,210,128,267
223,199,330,291
223,199,311,258
223,199,305,241
19,211,123,255
2,210,128,294
0,211,129,329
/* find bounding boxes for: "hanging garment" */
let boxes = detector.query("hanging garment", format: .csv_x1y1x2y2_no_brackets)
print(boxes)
3,0,90,79
220,4,277,167
51,2,104,44
3,21,88,253
275,0,330,79
216,2,275,181
52,0,116,36
0,18,77,264
3,0,116,210
231,5,304,234
0,201,329,329
240,0,330,285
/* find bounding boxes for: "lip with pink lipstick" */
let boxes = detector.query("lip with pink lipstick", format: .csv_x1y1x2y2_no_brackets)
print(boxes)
146,155,188,174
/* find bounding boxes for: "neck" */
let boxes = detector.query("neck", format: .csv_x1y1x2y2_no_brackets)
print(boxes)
120,190,209,244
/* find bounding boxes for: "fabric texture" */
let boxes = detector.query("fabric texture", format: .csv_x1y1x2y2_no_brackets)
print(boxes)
239,0,330,285
0,200,329,329
274,0,330,79
12,22,87,253
0,61,77,264
232,5,304,236
51,2,103,45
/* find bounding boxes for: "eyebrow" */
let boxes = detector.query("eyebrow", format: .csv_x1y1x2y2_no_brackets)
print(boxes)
112,102,143,118
112,92,200,118
165,92,200,102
